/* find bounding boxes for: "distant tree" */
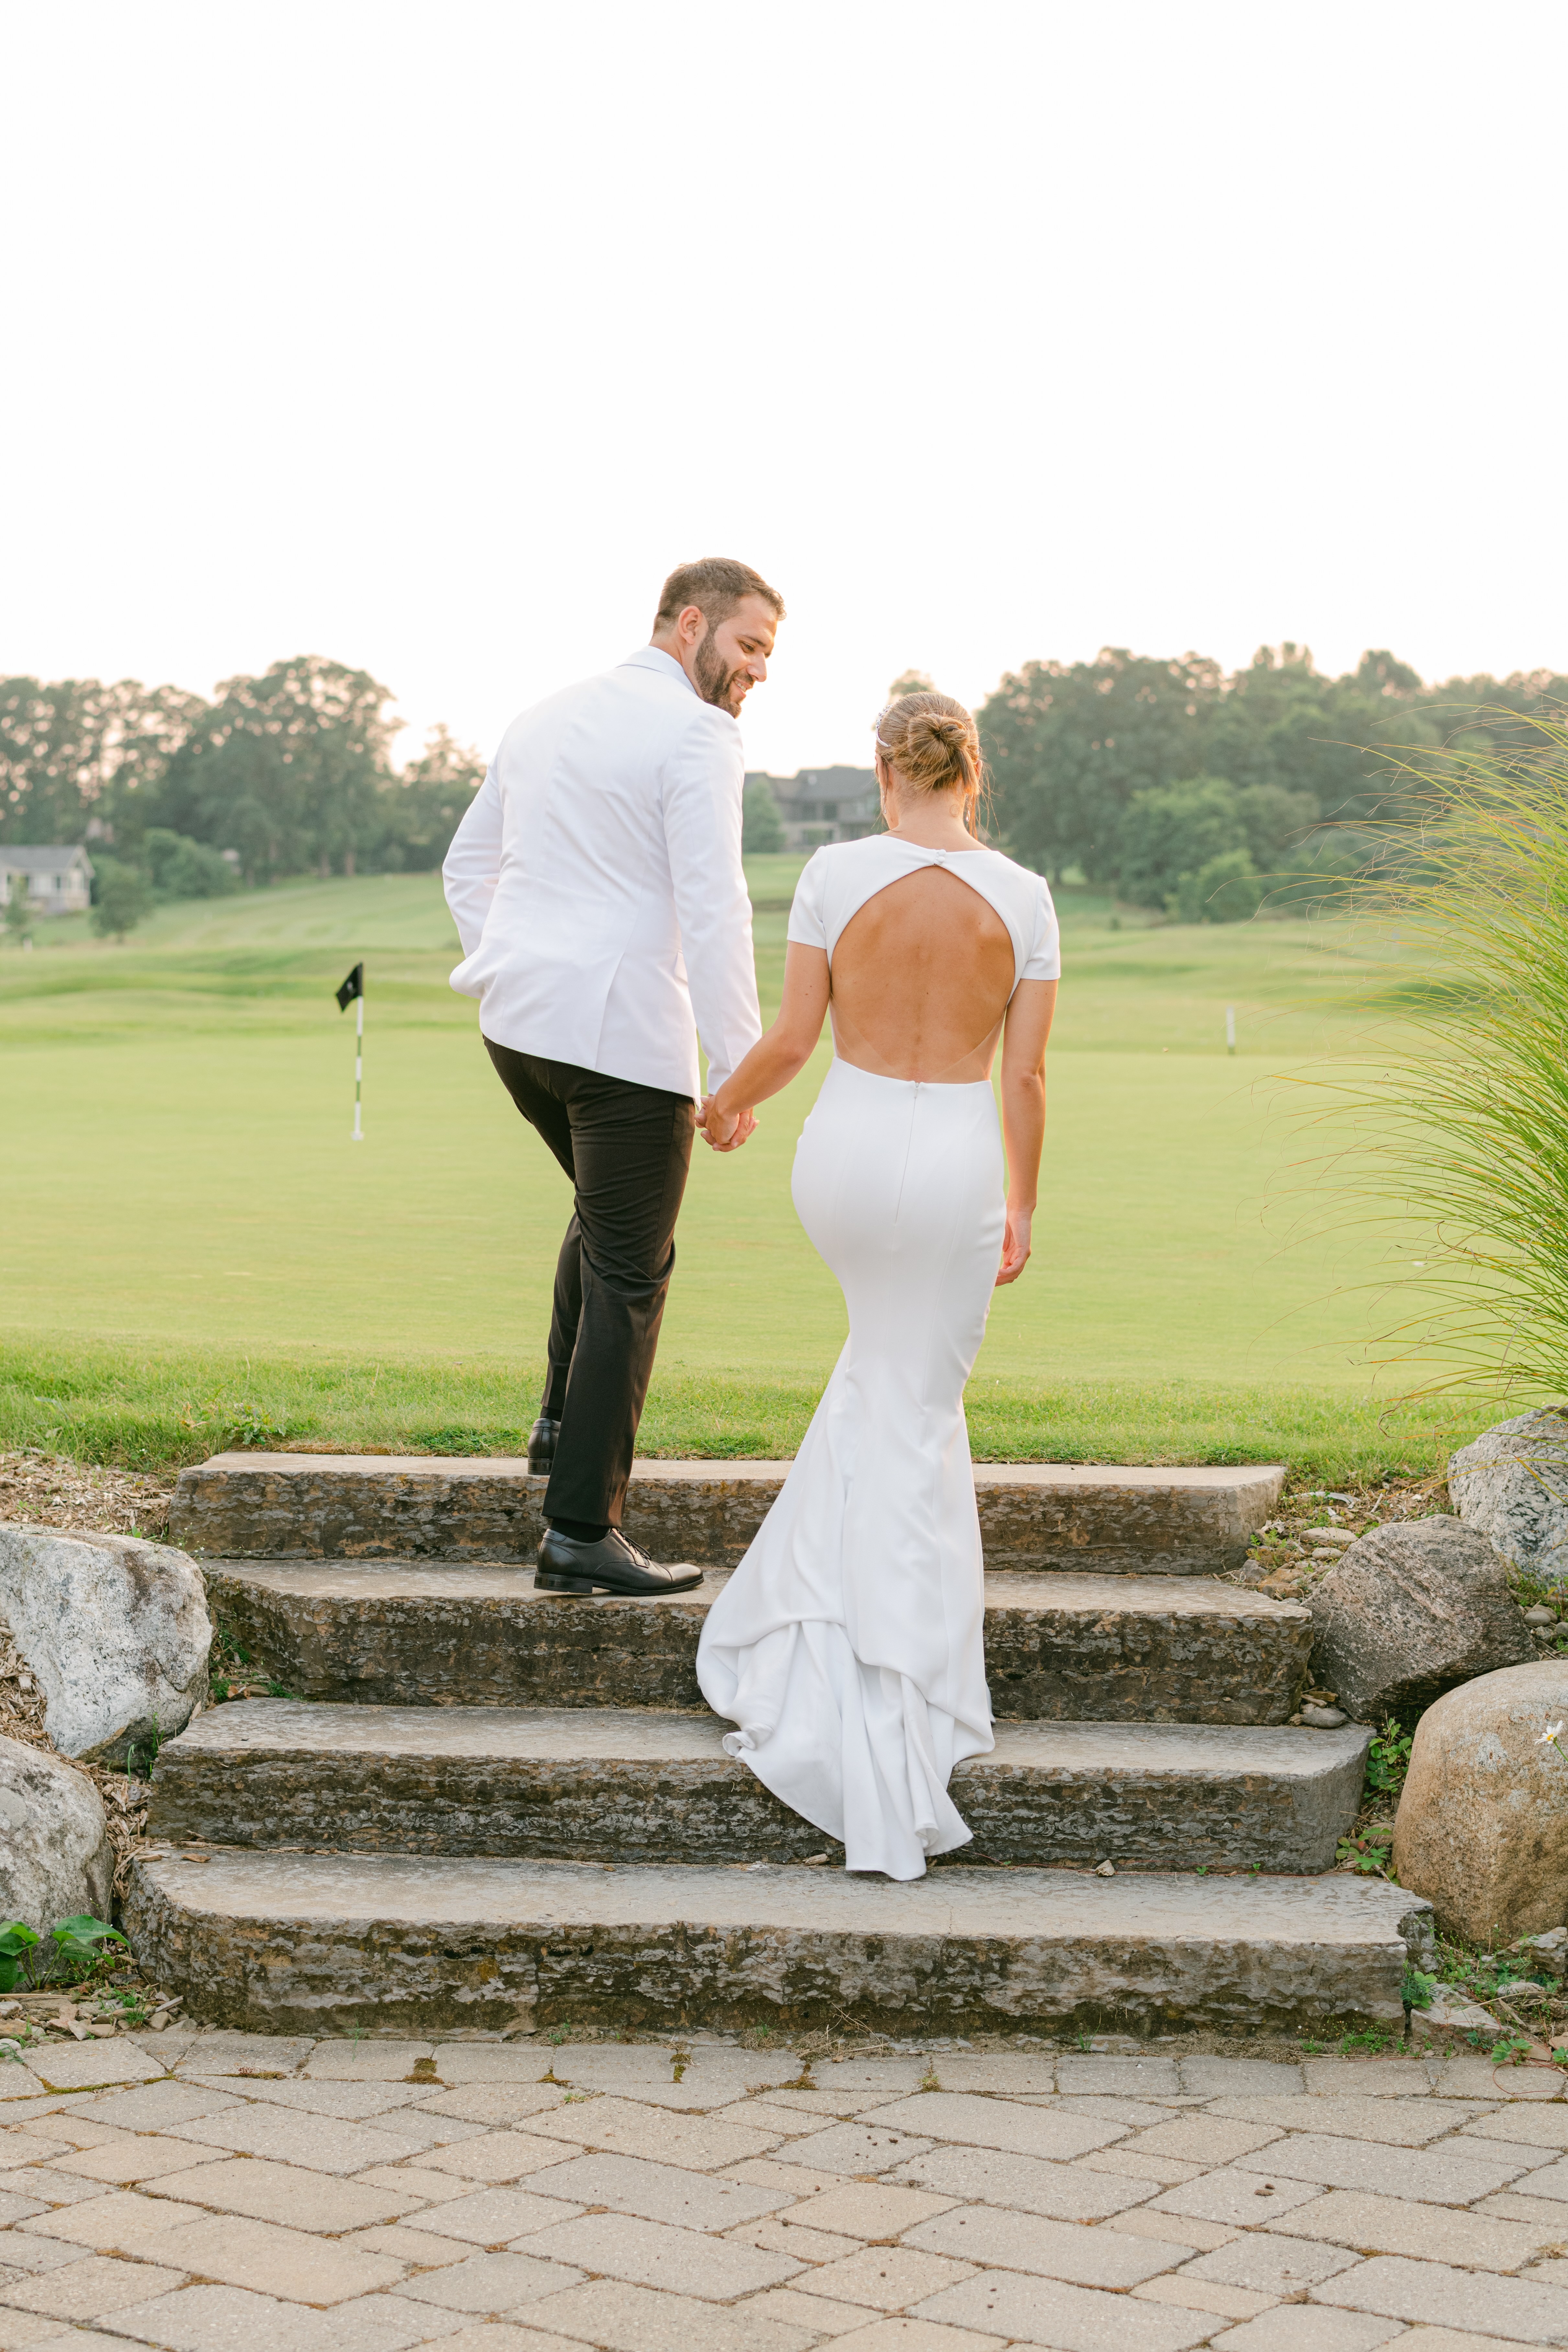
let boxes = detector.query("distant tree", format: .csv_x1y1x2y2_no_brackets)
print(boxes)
377,725,485,870
1175,847,1264,925
0,676,204,846
1117,778,1243,908
979,649,1222,882
973,640,1551,878
4,875,32,945
742,776,785,854
1266,824,1385,908
887,669,936,700
1232,782,1322,867
90,857,153,939
154,656,397,883
1200,645,1438,824
142,828,239,898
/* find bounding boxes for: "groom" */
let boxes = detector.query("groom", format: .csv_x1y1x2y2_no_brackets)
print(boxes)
443,559,782,1596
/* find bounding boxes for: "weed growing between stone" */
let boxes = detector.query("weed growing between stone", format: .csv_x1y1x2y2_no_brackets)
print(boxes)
206,1617,298,1707
1506,1553,1568,1648
1426,1926,1568,2061
0,1915,125,1993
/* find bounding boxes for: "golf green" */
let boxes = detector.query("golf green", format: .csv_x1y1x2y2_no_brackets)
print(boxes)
0,871,1504,1469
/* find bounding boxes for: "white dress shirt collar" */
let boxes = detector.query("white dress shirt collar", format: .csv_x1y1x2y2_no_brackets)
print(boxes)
620,644,697,696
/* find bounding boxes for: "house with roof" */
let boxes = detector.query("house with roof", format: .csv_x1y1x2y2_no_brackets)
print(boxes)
746,765,879,850
1,846,95,915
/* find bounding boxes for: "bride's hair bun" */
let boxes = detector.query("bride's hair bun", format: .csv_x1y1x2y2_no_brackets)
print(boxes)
874,691,985,811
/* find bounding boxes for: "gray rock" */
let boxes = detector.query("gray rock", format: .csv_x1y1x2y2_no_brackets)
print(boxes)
1307,1515,1532,1724
1393,1661,1568,1942
1301,1705,1348,1729
1528,1926,1568,1977
0,1525,212,1765
0,1733,113,1930
1525,1605,1558,1627
1450,1408,1568,1583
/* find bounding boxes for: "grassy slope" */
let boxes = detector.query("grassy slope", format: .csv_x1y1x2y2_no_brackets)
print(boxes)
0,870,1519,1473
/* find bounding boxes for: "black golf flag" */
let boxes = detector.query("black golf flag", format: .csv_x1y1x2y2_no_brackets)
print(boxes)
335,963,365,1140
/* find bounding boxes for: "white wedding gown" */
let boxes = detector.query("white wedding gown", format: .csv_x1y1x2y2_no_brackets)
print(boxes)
696,836,1060,1880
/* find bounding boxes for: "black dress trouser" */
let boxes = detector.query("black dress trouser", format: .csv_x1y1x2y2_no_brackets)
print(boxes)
485,1042,696,1531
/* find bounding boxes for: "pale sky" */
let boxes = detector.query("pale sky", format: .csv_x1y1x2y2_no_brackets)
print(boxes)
5,1,1563,778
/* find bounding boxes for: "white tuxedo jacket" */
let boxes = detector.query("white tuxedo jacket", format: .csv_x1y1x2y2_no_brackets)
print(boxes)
443,646,762,1099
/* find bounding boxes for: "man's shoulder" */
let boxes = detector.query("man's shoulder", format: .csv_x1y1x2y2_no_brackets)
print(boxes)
495,658,705,751
494,662,739,791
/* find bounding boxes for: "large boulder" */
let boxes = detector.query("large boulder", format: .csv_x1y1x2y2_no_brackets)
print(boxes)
0,1526,211,1766
1393,1662,1568,1942
1450,1409,1568,1583
1307,1514,1531,1724
0,1733,113,1931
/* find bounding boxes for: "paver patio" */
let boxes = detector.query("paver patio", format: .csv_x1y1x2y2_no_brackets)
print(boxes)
5,2036,1568,2350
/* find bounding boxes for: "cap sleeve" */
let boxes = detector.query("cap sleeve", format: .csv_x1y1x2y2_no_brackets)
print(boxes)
1021,874,1062,981
786,851,829,952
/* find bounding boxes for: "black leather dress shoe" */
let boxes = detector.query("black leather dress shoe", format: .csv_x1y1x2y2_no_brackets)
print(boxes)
536,1526,702,1596
526,1417,559,1474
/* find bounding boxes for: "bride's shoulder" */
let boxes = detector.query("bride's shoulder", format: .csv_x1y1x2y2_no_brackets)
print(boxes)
796,837,891,887
816,836,887,862
978,844,1054,895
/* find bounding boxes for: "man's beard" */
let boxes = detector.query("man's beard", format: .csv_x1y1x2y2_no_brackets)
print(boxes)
694,634,743,713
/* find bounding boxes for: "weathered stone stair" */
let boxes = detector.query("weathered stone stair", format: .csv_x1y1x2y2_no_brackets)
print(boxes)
148,1701,1369,1870
125,1453,1434,2040
171,1451,1284,1573
196,1565,1315,1721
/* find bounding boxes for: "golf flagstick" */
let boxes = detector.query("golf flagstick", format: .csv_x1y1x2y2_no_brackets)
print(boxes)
335,962,365,1140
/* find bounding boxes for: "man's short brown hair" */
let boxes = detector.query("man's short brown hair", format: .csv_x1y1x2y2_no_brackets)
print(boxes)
655,558,785,632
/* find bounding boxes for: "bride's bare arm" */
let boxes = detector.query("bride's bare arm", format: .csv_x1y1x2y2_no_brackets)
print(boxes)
703,944,831,1148
994,978,1057,1284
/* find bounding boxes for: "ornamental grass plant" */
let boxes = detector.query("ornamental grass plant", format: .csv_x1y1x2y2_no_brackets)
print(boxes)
1315,709,1568,1398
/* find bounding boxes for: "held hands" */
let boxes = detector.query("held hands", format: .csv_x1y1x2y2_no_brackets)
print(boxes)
995,1204,1033,1286
699,1095,757,1153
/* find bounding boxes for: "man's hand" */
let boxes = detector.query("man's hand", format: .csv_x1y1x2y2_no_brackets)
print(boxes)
995,1204,1033,1286
699,1096,757,1153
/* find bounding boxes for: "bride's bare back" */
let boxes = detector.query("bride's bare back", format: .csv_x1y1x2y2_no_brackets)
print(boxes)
830,866,1017,1083
703,687,1058,1285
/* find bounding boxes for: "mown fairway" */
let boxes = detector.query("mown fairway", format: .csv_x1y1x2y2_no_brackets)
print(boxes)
0,868,1502,1471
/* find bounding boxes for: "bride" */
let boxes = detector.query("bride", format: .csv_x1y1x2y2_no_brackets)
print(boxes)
696,691,1059,1880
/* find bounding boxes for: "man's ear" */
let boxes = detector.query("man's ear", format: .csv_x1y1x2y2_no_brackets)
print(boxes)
677,603,708,647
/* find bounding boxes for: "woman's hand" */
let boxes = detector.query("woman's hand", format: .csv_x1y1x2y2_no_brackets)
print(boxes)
995,1204,1033,1286
700,1096,756,1152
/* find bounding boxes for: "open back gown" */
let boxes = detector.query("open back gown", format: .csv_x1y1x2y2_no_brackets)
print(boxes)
696,836,1061,1880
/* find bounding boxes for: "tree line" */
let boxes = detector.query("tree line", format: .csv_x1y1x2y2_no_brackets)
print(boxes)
6,642,1565,930
976,644,1568,918
0,658,486,913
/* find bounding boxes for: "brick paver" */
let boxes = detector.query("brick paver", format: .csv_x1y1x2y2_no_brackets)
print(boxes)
9,2039,1568,2348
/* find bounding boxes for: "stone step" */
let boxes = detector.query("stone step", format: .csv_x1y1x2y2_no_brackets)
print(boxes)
148,1701,1370,1872
172,1452,1285,1574
204,1563,1314,1724
121,1848,1434,2038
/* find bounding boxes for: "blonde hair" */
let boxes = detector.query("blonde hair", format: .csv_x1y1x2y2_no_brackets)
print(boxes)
874,691,985,833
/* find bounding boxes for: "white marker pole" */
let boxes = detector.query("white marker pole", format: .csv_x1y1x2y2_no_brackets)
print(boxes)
1225,1005,1236,1056
352,992,364,1141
